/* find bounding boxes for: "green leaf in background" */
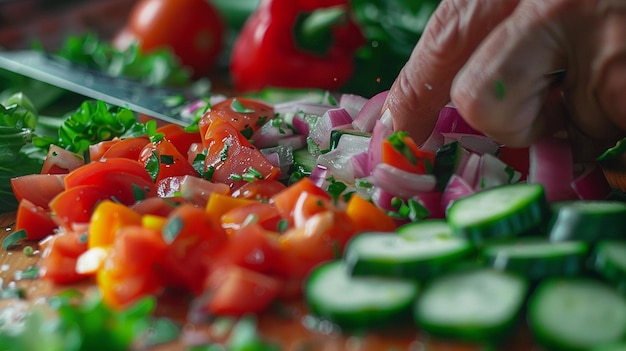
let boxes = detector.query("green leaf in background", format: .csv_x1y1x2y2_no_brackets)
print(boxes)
342,0,441,97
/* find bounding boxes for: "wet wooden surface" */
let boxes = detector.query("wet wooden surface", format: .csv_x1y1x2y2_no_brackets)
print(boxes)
0,210,537,350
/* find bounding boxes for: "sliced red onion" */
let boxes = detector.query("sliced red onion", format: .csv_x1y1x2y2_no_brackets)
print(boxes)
179,95,228,120
457,152,481,188
476,153,522,190
273,101,335,116
367,119,394,175
350,151,370,179
291,112,310,136
420,131,445,152
308,108,354,150
251,119,295,148
413,191,445,219
441,174,476,214
261,145,294,178
309,164,329,188
570,163,612,200
339,93,368,119
317,134,371,183
371,186,397,212
371,163,437,198
352,90,389,133
528,137,578,202
434,104,482,135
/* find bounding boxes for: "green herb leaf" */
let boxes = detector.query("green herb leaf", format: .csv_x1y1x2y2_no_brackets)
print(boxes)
163,216,184,244
2,229,27,250
231,99,255,113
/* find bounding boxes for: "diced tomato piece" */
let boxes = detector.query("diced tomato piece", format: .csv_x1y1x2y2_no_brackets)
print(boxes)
199,97,274,145
498,146,530,181
39,230,88,284
202,266,282,316
139,138,199,183
89,139,121,161
270,177,330,227
131,196,187,217
49,185,113,228
97,263,162,309
221,202,283,235
157,123,202,157
156,204,228,294
15,199,58,240
88,200,142,248
211,224,281,273
64,158,153,187
203,118,280,190
231,179,287,201
382,133,436,174
11,173,65,209
100,136,150,160
41,145,85,175
345,194,396,233
205,192,256,223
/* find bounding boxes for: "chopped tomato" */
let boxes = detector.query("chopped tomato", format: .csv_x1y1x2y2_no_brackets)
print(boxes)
15,199,58,240
202,266,282,316
203,118,280,190
88,200,142,248
498,146,530,181
199,97,274,141
100,136,150,160
221,202,283,235
131,196,186,217
89,139,121,161
156,175,230,207
382,132,436,174
157,124,202,157
39,229,88,284
211,224,281,273
156,204,228,294
98,262,162,309
345,194,396,233
41,145,84,175
139,138,199,184
231,179,287,201
10,173,65,209
49,185,113,228
205,192,256,223
270,177,331,227
64,158,153,187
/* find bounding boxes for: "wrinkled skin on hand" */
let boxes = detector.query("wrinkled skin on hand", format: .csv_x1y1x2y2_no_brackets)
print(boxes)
386,0,626,157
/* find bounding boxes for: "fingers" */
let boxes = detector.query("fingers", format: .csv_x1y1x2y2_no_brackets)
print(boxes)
451,0,570,147
384,0,521,145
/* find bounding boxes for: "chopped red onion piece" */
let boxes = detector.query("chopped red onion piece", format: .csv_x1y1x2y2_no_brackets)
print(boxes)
317,134,371,183
570,163,612,200
339,93,368,119
251,119,295,148
273,101,335,116
350,151,370,179
528,137,578,202
413,191,445,219
434,104,482,135
352,90,389,133
441,174,476,214
475,153,522,190
457,152,481,188
261,145,294,178
308,108,354,150
367,120,393,175
420,131,445,152
371,163,437,198
179,95,227,120
309,164,329,188
291,113,310,135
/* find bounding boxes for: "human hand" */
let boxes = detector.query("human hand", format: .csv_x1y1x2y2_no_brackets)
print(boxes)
385,0,626,153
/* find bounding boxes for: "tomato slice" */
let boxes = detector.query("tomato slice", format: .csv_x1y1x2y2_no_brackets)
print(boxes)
49,185,113,228
382,133,436,174
64,158,153,188
345,194,396,233
41,145,85,175
202,266,282,316
157,124,202,157
270,177,331,227
139,138,199,183
15,199,58,240
101,136,150,160
39,229,88,284
221,202,283,235
199,97,274,139
89,139,121,161
203,118,280,190
11,173,65,209
231,179,287,201
156,204,228,294
88,200,142,248
98,262,162,309
130,196,187,217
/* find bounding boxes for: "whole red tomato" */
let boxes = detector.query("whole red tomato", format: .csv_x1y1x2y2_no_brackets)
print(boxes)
115,0,226,77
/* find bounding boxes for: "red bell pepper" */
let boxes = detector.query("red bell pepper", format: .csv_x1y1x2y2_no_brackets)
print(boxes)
230,0,365,92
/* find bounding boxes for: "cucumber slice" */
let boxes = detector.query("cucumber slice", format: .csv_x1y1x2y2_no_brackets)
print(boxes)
447,183,550,244
549,201,626,242
305,260,419,330
329,129,371,150
529,278,626,351
414,268,528,343
345,220,473,279
482,239,589,281
593,240,626,293
292,147,317,176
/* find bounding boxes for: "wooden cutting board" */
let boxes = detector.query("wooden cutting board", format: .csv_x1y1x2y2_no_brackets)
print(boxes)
0,210,534,350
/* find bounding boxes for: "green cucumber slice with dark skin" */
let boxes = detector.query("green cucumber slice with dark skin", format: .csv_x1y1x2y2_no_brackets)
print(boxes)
482,239,589,281
345,220,474,280
433,141,469,191
549,201,626,242
292,147,317,176
528,278,626,351
414,268,528,343
447,183,551,245
593,240,626,293
305,260,419,330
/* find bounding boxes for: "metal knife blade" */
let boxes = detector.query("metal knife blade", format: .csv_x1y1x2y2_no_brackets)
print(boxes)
0,50,197,125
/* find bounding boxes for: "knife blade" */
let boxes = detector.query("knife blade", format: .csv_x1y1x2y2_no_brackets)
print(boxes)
0,50,197,125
